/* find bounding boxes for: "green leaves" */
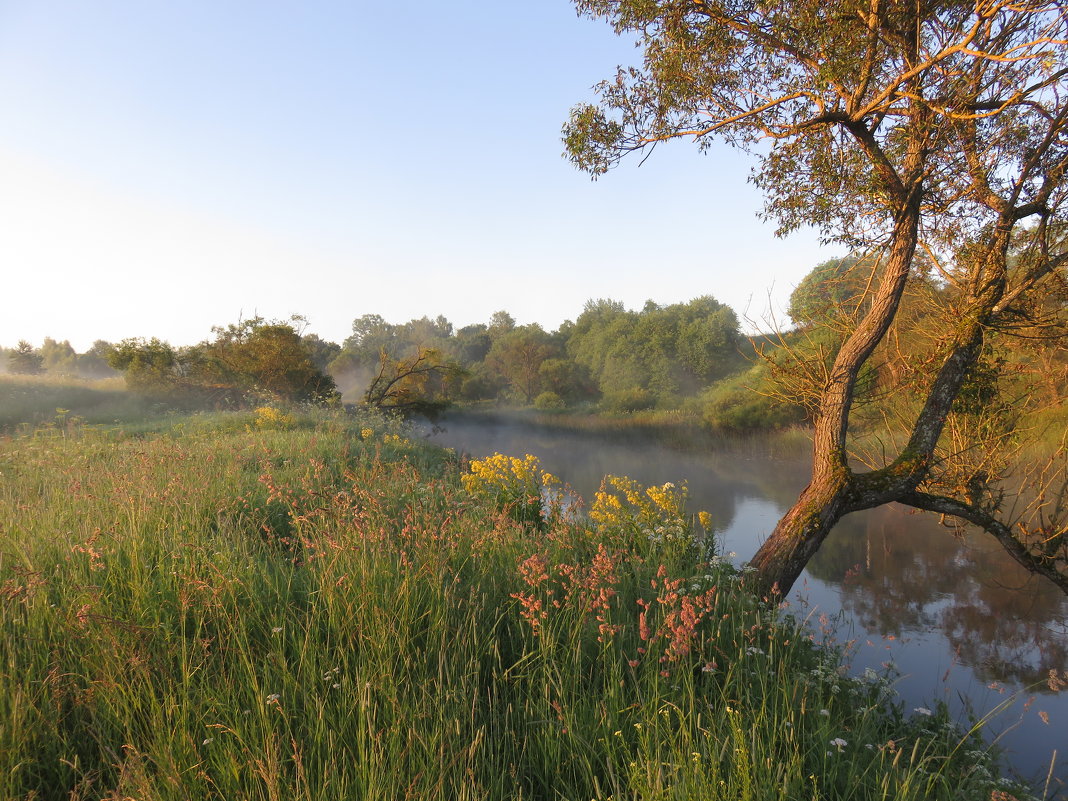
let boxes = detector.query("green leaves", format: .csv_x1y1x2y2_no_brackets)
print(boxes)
562,103,624,176
569,296,743,404
108,319,338,407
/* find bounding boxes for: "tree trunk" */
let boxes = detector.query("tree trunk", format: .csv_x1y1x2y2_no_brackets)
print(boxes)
747,185,925,598
746,477,852,599
747,288,1006,598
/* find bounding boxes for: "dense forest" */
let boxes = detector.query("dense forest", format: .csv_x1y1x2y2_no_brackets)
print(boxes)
4,255,1066,438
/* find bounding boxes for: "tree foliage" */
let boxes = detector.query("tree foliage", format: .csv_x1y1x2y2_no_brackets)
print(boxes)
363,347,463,416
7,341,45,375
3,339,117,379
108,338,182,399
330,314,460,401
566,0,1068,594
486,325,559,403
569,296,742,406
787,257,871,331
109,318,337,406
39,338,78,376
78,341,118,379
195,317,337,404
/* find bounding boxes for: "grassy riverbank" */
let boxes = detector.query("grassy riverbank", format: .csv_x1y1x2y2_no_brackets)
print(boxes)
0,407,1037,800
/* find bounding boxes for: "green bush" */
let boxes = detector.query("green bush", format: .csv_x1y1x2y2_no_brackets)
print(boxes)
533,390,566,411
599,387,657,414
702,366,806,432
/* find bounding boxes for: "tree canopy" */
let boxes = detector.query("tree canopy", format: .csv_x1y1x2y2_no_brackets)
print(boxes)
109,318,337,406
566,0,1068,594
569,296,742,404
7,341,45,375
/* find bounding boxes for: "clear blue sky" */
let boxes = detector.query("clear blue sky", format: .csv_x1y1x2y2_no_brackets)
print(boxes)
0,1,833,352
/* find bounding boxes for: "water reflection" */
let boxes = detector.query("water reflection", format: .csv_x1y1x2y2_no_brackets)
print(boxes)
421,414,1068,788
807,507,1068,686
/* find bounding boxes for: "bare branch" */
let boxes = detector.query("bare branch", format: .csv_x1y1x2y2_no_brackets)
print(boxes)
900,489,1068,593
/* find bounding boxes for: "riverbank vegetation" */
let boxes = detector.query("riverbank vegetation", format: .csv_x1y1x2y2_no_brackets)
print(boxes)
0,406,1042,800
8,271,1063,441
0,373,162,432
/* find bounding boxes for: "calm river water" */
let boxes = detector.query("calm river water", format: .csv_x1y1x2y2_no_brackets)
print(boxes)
421,414,1068,792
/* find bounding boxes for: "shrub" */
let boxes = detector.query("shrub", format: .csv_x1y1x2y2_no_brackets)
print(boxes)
533,390,566,411
590,474,707,557
599,387,657,414
251,405,295,430
702,367,806,431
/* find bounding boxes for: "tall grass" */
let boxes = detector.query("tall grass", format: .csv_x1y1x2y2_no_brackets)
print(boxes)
0,373,159,432
0,409,1033,800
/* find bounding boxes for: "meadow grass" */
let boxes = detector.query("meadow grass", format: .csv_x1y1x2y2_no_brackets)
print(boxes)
0,373,161,433
0,408,1034,800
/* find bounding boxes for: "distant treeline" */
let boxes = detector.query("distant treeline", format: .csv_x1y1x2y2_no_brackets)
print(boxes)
7,255,1066,433
328,295,753,412
1,338,117,380
2,295,791,427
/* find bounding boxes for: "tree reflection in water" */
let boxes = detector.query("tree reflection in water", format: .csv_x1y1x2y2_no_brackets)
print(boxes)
809,505,1068,686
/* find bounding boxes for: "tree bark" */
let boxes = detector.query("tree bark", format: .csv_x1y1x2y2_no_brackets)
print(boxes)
745,478,852,599
747,221,1032,598
748,184,925,597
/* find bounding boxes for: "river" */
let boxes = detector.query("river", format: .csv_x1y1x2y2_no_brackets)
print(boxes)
420,413,1068,793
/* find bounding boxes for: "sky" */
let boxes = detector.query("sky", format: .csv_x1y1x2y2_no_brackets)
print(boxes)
0,1,834,352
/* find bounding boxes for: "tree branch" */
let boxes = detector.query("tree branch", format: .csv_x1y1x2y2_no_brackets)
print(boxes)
900,490,1068,593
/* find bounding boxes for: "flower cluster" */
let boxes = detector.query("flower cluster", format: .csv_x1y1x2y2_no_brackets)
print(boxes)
510,544,623,641
590,475,706,554
462,453,559,528
634,564,719,671
251,406,294,430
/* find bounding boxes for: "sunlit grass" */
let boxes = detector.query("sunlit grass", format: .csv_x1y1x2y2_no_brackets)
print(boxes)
0,408,1034,800
0,373,156,432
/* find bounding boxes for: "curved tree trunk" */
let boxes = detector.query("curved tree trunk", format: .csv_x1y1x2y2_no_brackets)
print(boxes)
747,225,1029,598
748,185,925,597
746,479,851,599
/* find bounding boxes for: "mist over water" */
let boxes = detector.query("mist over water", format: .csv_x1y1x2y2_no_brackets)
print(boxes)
421,413,1068,790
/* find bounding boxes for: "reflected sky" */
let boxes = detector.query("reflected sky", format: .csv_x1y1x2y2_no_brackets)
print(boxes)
422,415,1068,790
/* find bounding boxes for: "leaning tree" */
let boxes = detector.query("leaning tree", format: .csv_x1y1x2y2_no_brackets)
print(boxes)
565,0,1068,595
